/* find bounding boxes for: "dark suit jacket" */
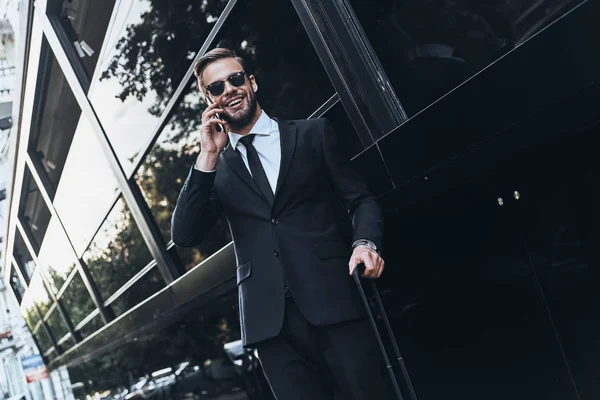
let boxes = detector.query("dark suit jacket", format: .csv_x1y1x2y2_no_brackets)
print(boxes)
171,118,383,346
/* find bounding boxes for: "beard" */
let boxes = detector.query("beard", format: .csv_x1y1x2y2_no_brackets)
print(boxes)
221,91,258,131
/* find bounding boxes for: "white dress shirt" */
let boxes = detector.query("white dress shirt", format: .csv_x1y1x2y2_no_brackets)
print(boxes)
196,110,280,193
228,111,281,193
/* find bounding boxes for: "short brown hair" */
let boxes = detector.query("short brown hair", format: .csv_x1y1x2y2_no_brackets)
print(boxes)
193,48,246,88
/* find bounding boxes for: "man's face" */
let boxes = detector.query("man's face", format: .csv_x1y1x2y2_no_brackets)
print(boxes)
201,58,259,130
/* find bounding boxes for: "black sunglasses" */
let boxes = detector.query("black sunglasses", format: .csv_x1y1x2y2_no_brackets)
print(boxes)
205,71,247,97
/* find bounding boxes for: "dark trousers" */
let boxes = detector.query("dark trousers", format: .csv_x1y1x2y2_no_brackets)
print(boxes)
255,297,395,400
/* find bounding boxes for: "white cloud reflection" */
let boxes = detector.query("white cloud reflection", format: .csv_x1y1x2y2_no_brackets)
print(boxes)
52,117,120,257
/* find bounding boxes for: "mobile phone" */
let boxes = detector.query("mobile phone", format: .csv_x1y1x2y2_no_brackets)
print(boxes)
206,97,224,133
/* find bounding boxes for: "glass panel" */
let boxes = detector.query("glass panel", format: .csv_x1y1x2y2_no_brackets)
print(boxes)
10,268,25,302
18,167,51,255
321,100,364,160
28,270,52,318
46,306,70,344
61,271,96,328
37,217,77,293
348,0,585,116
13,229,35,279
134,79,231,271
66,293,272,399
517,130,600,400
109,266,165,317
212,0,335,119
78,314,104,340
381,185,579,399
29,38,81,193
88,0,229,176
34,327,53,353
82,197,154,301
53,116,120,256
54,0,116,79
58,336,77,352
20,292,41,332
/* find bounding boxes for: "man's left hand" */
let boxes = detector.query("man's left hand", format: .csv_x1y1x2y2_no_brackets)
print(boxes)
349,246,384,279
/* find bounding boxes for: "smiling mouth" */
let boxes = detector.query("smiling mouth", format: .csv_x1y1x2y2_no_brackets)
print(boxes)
226,97,243,107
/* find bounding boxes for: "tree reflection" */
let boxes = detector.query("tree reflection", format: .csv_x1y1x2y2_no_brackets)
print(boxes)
99,0,229,119
100,0,333,132
67,299,245,398
83,198,154,301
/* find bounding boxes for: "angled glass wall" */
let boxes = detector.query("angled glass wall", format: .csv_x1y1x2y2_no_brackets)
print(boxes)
86,0,230,176
348,0,586,116
5,0,596,399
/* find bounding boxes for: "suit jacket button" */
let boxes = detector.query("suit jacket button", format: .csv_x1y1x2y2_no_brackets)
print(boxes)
271,218,279,225
273,249,280,257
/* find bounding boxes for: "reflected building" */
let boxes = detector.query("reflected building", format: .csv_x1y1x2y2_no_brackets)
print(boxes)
2,0,600,399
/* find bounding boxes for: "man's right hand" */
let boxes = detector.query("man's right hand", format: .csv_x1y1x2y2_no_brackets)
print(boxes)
196,101,230,171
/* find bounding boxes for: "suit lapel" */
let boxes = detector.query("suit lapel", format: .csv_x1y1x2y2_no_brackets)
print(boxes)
274,120,297,200
222,144,265,200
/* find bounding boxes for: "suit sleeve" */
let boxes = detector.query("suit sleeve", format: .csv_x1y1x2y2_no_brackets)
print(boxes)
321,118,384,251
171,165,224,247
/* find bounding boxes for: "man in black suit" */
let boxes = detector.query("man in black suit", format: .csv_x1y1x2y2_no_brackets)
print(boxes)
172,48,392,399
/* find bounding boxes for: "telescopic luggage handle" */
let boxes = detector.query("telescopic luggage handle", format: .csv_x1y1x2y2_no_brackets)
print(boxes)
353,263,418,400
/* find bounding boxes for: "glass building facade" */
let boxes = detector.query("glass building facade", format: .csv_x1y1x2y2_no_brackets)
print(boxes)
3,0,600,398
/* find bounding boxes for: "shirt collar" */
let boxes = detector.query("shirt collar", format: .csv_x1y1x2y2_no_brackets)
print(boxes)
228,110,272,150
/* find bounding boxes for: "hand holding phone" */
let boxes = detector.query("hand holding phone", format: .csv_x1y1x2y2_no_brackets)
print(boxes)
206,97,225,133
199,99,229,157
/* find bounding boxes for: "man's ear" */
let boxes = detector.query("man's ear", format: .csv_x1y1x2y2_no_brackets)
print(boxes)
249,75,258,93
198,78,210,104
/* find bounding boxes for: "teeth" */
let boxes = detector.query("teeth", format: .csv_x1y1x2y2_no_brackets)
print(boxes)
228,99,242,106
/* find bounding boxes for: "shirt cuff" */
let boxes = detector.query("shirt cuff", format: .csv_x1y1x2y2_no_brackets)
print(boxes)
193,164,216,173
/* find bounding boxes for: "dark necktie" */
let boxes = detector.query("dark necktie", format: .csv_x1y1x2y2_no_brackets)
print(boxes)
239,134,274,205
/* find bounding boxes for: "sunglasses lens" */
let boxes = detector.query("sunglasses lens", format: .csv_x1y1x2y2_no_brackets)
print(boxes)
207,82,225,96
230,72,246,87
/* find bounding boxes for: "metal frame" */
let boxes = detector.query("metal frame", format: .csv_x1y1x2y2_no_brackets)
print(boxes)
290,0,407,142
103,260,158,308
3,6,44,285
24,155,113,324
15,220,79,343
40,11,179,286
308,93,340,119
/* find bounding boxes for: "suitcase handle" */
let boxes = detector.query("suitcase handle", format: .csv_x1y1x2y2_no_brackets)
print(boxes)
353,263,418,400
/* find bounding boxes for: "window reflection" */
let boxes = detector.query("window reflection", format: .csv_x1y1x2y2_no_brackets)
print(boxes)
348,0,585,116
54,0,116,80
134,79,231,271
61,271,96,329
34,328,53,354
29,38,81,193
10,268,25,303
77,314,104,340
45,306,70,344
13,229,35,279
53,116,120,256
28,271,52,319
20,292,41,332
88,0,229,176
66,294,273,399
213,0,335,119
320,100,364,160
82,197,154,302
37,217,77,293
18,167,51,255
109,266,165,317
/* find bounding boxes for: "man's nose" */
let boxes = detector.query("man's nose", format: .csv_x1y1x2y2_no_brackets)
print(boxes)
222,80,237,95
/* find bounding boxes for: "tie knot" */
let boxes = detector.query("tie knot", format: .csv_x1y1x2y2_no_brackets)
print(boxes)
239,134,255,148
